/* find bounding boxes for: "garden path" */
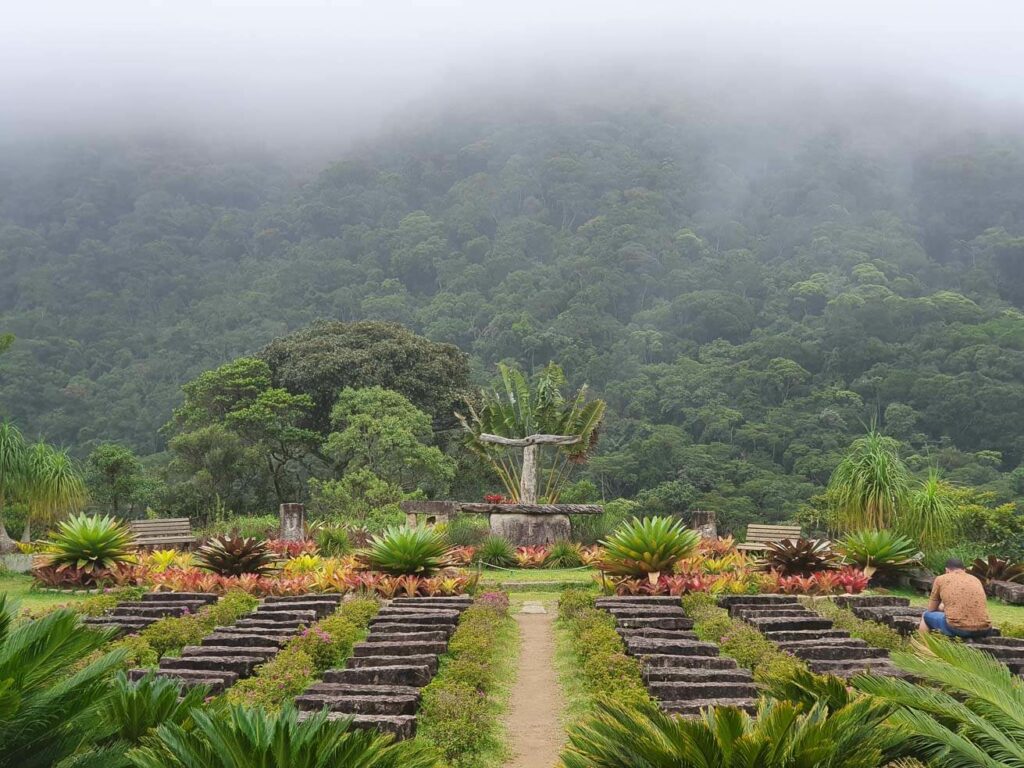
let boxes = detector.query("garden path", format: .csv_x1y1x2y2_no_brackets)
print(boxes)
504,601,566,768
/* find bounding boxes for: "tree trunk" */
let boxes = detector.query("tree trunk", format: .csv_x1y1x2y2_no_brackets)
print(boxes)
0,504,15,554
21,518,30,542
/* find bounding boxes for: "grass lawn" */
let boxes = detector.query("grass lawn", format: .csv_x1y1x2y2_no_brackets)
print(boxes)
880,586,1024,627
0,572,93,614
479,567,598,592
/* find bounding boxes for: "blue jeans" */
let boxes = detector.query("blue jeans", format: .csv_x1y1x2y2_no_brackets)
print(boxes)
923,611,989,638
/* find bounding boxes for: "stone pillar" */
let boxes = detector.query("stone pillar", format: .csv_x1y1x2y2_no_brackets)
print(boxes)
691,509,717,540
279,503,305,541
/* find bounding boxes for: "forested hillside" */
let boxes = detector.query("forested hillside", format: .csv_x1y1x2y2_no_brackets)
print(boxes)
2,98,1024,528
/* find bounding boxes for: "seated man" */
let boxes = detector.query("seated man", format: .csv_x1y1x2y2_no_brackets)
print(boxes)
920,558,992,638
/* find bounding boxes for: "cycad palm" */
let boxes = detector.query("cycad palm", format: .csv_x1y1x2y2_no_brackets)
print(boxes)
0,595,125,768
854,633,1024,767
127,704,437,768
559,696,892,768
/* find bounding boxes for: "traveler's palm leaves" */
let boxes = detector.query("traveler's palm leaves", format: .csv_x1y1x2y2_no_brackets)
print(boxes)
854,633,1024,767
128,704,436,768
559,696,891,768
0,595,125,768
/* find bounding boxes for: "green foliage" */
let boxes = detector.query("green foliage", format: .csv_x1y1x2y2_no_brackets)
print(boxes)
903,469,961,550
416,598,515,767
200,515,279,540
560,697,893,768
324,386,455,495
681,593,810,683
139,590,257,658
458,362,606,502
313,524,351,556
546,540,584,568
127,704,435,768
85,444,152,518
556,589,650,708
764,538,840,577
474,535,516,567
854,633,1024,766
570,499,638,546
41,513,134,573
598,516,700,579
838,529,921,580
96,672,208,748
967,555,1024,585
0,595,127,768
826,431,910,533
307,469,407,532
195,534,277,576
361,525,449,575
440,514,490,547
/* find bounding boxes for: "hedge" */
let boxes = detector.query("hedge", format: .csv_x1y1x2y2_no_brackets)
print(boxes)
556,588,650,710
223,596,379,710
415,592,516,768
138,590,260,658
681,592,808,683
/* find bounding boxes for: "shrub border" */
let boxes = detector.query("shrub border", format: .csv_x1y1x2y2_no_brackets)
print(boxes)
802,597,908,652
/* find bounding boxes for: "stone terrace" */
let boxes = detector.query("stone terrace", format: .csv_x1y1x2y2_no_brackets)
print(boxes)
128,594,343,694
722,594,904,678
295,596,473,740
595,596,757,716
82,591,218,636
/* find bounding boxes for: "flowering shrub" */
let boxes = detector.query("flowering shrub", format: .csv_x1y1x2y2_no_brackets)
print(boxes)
267,539,319,558
474,591,510,615
482,494,515,504
773,566,868,595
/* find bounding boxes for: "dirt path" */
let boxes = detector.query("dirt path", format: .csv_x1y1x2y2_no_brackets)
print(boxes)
504,602,566,768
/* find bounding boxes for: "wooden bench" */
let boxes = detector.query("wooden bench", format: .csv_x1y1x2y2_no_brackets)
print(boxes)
129,518,196,550
735,524,802,553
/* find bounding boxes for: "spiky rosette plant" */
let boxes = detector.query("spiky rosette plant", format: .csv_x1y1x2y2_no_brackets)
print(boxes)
968,555,1024,585
764,537,840,577
839,529,921,580
360,525,451,575
598,516,701,584
40,512,135,576
196,534,277,576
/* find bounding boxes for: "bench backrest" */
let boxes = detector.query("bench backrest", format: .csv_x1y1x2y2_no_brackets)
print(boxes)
744,524,802,544
129,517,194,546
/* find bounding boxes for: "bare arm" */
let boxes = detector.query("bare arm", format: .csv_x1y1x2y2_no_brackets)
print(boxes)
927,579,941,612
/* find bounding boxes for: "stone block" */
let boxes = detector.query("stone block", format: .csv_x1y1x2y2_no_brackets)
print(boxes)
488,512,570,546
991,580,1024,605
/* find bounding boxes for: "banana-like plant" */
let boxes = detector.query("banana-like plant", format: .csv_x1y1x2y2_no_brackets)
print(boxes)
597,516,700,584
126,704,436,768
559,695,893,768
457,362,605,502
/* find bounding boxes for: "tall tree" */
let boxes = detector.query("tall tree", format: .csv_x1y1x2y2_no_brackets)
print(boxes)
0,421,25,553
85,443,149,518
19,443,87,541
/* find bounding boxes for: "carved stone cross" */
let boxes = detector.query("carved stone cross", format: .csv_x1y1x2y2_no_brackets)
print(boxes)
478,433,581,504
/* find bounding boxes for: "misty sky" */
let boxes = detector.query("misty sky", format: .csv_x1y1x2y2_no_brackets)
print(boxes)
3,1,1023,149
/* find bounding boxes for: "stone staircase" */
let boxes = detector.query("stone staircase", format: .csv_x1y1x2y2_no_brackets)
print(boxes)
722,594,904,678
128,594,343,694
295,595,473,740
82,591,218,635
595,596,758,716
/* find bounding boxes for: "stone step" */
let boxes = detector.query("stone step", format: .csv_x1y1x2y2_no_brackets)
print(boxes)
112,604,206,617
295,693,419,715
718,594,799,607
748,617,834,632
605,607,689,619
644,667,752,683
324,665,433,687
617,628,698,641
969,636,1024,648
369,621,455,636
160,655,265,677
660,698,757,716
773,637,866,649
235,619,310,630
264,594,343,604
347,655,439,674
249,609,317,621
764,629,849,642
202,633,289,648
257,601,341,617
304,682,421,698
372,609,460,623
627,639,720,657
616,617,694,631
852,606,921,621
354,641,447,658
595,596,683,606
82,615,156,629
731,607,815,619
301,712,416,740
641,655,737,670
181,645,279,661
365,630,449,644
141,592,218,603
807,659,908,677
785,645,889,661
648,680,758,700
962,645,1024,662
129,667,238,692
390,597,472,607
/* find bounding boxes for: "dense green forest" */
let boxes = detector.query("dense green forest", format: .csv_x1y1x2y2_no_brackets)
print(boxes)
1,96,1023,531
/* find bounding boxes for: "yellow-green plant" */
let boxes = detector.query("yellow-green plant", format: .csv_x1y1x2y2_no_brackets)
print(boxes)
598,516,700,584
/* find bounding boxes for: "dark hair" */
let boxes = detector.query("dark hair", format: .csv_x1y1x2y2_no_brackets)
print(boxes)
946,558,965,570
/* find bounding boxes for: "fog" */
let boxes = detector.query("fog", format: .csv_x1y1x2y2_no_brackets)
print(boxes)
3,0,1024,155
